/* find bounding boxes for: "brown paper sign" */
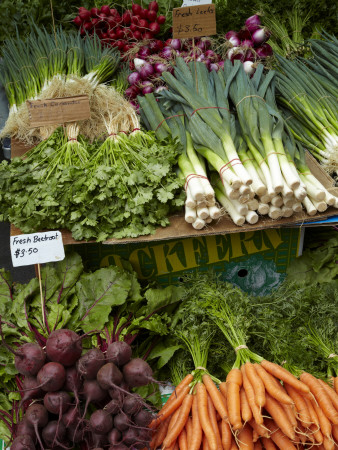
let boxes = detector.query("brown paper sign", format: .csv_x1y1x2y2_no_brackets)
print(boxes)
27,95,91,128
172,4,216,39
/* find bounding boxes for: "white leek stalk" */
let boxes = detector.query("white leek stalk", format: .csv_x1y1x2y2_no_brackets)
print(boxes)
245,211,259,224
302,197,317,216
185,206,197,223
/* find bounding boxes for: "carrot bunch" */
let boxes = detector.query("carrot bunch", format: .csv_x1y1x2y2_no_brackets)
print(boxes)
149,361,338,449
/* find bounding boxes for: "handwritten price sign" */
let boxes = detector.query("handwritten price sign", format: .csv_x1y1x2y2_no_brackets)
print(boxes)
10,231,65,267
172,4,216,39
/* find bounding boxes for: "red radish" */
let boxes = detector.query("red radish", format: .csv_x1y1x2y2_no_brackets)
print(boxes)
143,31,154,40
148,1,159,12
132,15,141,25
11,435,35,450
108,428,121,444
91,7,99,17
25,404,48,450
117,41,125,51
43,391,71,414
132,3,142,15
37,362,66,392
140,9,148,19
73,16,82,26
19,376,43,408
147,10,157,22
130,23,137,32
113,413,129,431
42,420,66,447
102,33,109,40
138,19,149,29
133,30,142,40
79,9,91,21
157,15,166,24
122,11,132,25
97,363,123,390
122,358,154,387
116,29,124,39
149,22,160,35
77,348,105,380
100,5,111,15
15,420,36,441
92,18,99,27
110,8,118,16
84,22,93,32
109,31,117,40
46,329,83,366
90,410,113,435
107,16,116,27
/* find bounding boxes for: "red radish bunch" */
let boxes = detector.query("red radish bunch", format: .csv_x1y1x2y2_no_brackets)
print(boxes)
72,2,166,58
224,14,272,75
6,331,157,450
125,37,224,109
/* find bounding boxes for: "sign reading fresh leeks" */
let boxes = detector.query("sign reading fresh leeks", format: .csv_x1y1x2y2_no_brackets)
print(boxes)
172,3,216,39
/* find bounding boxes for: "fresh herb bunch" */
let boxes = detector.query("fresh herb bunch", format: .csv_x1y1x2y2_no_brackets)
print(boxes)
0,128,184,241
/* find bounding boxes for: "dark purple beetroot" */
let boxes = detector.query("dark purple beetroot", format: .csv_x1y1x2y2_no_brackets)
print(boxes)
123,394,142,415
14,344,46,377
19,376,44,408
89,409,113,435
62,405,80,428
124,427,139,446
122,358,154,387
104,399,119,415
92,433,109,448
37,362,66,391
64,365,82,393
46,329,82,366
133,409,153,427
43,391,71,414
106,341,132,367
67,423,85,443
42,421,66,447
108,428,121,445
25,404,48,450
113,413,129,432
97,363,123,391
108,444,128,450
76,348,105,380
82,379,107,418
15,419,36,441
11,435,36,450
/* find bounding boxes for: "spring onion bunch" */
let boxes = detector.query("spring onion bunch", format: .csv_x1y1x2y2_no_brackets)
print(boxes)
275,54,338,172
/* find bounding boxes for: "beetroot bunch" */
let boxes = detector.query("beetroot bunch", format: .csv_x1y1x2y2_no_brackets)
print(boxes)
72,1,166,56
9,329,156,450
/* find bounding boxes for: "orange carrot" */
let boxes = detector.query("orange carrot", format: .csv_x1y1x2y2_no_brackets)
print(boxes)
304,396,319,427
264,392,295,440
245,362,265,407
311,397,332,438
252,428,259,443
284,383,312,427
334,377,338,395
261,437,277,450
172,442,178,450
254,363,293,405
226,368,243,430
163,393,193,448
240,388,252,423
241,365,263,425
207,394,223,450
253,440,263,450
300,372,338,425
332,423,338,442
230,437,239,449
323,435,335,450
237,423,254,450
162,374,194,411
221,419,232,450
309,424,324,444
280,403,297,428
186,416,193,447
203,434,210,450
203,374,228,420
178,428,188,450
248,419,269,439
191,394,203,450
197,382,218,450
265,419,297,450
150,385,190,429
151,415,171,449
318,378,338,411
219,381,228,401
260,360,310,394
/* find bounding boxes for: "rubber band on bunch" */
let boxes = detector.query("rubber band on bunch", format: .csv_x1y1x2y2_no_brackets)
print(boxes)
236,95,265,108
288,92,307,104
155,113,185,131
259,152,288,166
68,138,78,142
190,106,233,116
184,174,209,191
219,158,242,178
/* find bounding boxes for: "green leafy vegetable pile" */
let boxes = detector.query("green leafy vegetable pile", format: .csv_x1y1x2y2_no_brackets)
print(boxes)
0,128,184,241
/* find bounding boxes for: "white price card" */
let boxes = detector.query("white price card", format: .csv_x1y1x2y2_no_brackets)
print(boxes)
10,231,65,267
182,0,212,6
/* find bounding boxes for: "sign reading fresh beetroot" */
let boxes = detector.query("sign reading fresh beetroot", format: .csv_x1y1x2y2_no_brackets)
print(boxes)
172,4,216,39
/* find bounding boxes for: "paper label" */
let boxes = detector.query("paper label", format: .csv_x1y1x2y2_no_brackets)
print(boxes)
172,4,216,39
10,231,65,267
182,0,212,6
27,95,90,128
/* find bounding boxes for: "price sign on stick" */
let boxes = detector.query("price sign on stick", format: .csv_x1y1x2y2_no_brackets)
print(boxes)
27,95,90,128
172,4,216,39
10,231,65,267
